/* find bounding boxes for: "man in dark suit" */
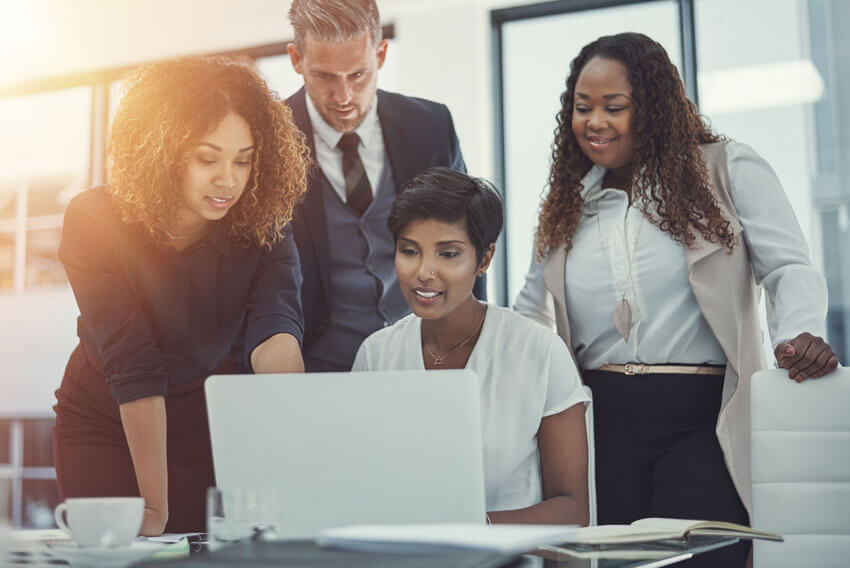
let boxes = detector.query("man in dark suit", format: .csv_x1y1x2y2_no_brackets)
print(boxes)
286,0,484,371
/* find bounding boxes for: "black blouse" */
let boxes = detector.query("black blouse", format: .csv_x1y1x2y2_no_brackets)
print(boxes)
59,187,303,404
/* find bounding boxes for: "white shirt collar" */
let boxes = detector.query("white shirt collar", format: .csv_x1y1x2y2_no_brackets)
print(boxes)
305,92,380,151
579,164,649,207
578,164,608,202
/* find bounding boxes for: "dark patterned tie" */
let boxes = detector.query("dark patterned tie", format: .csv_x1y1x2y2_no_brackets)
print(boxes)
337,133,373,215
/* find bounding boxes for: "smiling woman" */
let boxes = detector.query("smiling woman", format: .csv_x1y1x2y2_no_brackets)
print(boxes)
353,167,591,526
52,56,309,535
515,32,838,568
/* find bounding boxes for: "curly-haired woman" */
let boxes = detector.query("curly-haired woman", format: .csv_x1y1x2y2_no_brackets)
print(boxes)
53,56,309,535
515,33,837,566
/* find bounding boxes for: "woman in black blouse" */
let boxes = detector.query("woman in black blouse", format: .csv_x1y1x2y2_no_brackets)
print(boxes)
53,56,308,535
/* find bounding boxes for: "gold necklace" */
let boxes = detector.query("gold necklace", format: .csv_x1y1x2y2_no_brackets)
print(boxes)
424,307,487,366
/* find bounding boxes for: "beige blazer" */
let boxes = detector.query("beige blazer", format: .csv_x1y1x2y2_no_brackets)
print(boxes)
541,142,766,513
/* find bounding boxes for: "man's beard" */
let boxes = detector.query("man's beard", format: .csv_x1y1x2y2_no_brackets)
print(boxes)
319,95,376,134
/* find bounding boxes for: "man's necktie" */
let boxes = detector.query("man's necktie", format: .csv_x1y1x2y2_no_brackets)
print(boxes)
337,133,373,215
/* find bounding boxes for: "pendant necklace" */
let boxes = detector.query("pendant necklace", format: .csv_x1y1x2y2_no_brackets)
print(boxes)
424,307,487,366
595,204,644,342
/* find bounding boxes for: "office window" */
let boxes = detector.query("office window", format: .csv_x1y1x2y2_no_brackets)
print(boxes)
0,88,90,294
0,231,13,290
0,420,10,464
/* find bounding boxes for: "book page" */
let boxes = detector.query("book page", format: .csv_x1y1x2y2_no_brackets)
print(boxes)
632,518,704,532
566,525,683,545
632,518,783,541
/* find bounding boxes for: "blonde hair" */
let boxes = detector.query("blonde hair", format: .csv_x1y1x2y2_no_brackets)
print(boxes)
288,0,381,52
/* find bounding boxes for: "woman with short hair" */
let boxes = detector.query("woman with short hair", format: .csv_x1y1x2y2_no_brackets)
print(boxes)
354,167,590,525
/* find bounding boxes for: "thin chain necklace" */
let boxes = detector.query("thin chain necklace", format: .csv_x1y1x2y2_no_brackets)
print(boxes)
164,225,209,241
595,202,644,342
424,307,487,366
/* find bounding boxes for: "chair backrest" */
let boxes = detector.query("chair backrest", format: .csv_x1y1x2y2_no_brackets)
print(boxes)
583,385,597,526
750,369,850,567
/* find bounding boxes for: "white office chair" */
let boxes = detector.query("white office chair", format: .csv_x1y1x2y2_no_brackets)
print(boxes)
583,385,597,526
750,368,850,567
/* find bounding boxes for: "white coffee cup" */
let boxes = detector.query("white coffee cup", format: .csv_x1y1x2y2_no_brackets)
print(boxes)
54,497,144,548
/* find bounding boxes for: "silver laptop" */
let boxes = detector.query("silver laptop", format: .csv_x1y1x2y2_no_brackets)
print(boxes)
205,370,486,538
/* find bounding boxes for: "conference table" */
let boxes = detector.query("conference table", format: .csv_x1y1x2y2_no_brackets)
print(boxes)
5,531,737,567
142,534,738,568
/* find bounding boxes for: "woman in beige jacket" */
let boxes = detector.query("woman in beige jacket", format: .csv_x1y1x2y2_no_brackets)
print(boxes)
515,32,837,568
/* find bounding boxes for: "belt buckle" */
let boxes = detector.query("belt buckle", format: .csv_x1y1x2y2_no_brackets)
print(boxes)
624,363,644,375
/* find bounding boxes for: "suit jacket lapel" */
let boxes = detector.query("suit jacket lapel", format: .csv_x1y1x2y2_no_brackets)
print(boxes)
291,88,333,300
377,90,412,193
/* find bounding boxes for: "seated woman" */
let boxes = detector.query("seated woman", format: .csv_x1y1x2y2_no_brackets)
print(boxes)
53,56,308,535
353,167,590,525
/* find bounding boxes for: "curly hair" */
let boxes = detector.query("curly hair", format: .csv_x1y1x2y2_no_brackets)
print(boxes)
107,55,309,249
536,32,736,258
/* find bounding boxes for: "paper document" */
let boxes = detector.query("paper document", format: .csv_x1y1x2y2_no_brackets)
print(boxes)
318,523,578,554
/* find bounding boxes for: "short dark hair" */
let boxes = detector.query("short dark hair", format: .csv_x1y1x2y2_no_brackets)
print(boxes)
388,167,503,263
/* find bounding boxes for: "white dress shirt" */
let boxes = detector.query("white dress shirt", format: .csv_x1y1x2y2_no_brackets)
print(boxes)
305,94,387,202
514,141,828,370
352,305,590,512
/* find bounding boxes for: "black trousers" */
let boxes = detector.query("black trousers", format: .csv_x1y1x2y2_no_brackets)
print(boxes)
584,369,750,568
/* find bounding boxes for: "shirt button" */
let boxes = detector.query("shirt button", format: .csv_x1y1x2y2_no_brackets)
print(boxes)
383,321,389,327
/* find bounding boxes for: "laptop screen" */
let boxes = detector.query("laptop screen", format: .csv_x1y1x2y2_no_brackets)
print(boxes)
205,369,486,538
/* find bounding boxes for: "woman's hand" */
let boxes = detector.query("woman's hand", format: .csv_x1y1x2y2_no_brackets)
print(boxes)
140,505,168,537
774,332,838,382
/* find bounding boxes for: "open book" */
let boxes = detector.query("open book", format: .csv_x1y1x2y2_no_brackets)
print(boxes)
568,518,783,545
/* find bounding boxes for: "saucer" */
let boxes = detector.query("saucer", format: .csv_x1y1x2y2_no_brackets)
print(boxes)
46,540,166,567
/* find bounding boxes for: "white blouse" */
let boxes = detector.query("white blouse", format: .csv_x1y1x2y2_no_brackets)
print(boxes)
514,141,828,370
352,304,590,512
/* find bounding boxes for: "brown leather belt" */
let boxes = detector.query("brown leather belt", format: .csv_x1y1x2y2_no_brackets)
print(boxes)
597,363,726,376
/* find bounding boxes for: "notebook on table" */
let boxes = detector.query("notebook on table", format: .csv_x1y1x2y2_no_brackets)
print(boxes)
566,518,783,545
205,370,487,539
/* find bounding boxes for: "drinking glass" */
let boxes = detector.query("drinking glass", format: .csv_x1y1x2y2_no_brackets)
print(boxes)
206,487,282,552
